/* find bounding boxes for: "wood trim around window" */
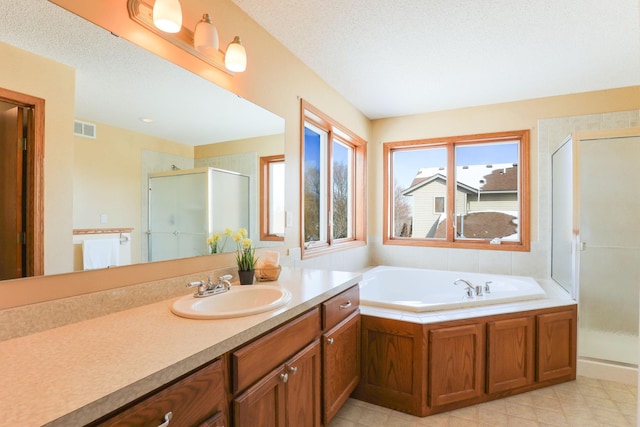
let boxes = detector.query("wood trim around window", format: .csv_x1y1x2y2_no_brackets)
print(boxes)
383,130,530,252
260,154,285,241
300,100,367,259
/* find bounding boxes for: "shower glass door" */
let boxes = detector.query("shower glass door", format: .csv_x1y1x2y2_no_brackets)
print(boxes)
577,134,640,366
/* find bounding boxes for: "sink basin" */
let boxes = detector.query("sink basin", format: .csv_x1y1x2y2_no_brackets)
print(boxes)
171,285,292,320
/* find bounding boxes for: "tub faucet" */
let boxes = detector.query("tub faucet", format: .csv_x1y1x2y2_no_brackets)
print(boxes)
453,279,483,297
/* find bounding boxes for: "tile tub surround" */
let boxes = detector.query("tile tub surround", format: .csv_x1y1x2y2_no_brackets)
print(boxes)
0,268,361,427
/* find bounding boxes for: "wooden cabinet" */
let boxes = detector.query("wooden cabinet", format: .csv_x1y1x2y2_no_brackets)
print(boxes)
321,285,361,424
233,340,321,427
354,315,426,416
92,357,228,427
537,309,577,382
232,308,322,427
323,311,361,424
428,323,484,408
486,316,534,394
356,305,577,417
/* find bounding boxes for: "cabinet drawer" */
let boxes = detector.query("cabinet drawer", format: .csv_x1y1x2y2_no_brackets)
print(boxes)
95,358,226,427
322,285,359,330
232,307,321,393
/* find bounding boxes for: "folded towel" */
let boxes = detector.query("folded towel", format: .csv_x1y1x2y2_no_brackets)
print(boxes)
82,238,120,270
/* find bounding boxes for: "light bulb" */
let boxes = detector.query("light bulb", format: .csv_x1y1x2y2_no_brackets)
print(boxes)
153,0,182,33
194,14,219,55
225,36,247,73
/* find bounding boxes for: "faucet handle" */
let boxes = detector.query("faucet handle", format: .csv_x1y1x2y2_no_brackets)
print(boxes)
219,274,233,281
484,281,492,293
187,280,205,288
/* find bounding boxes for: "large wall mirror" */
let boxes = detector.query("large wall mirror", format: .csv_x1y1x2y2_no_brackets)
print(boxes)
0,0,285,280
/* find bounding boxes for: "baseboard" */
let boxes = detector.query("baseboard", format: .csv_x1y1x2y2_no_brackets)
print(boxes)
577,357,638,386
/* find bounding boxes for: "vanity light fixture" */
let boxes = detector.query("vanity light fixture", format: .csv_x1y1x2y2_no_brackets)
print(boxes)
225,36,247,73
193,14,219,55
128,0,245,75
152,0,182,33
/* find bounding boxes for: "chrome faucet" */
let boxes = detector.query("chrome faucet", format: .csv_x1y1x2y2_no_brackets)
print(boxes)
187,274,233,298
453,278,484,297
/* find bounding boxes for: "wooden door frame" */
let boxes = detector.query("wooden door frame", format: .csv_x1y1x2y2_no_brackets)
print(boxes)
0,87,45,277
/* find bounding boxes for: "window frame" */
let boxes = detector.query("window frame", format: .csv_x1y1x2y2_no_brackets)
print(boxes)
383,130,530,251
300,100,367,259
260,154,285,242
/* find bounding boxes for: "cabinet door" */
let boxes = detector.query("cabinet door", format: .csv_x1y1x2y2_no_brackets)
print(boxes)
487,316,534,394
285,340,321,427
428,323,484,407
537,309,577,382
323,312,360,424
234,367,287,427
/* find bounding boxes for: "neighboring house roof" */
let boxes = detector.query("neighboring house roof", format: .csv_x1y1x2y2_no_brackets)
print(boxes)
433,211,517,239
402,163,517,196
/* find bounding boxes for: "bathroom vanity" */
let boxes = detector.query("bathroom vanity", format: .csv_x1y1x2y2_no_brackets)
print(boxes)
0,268,361,426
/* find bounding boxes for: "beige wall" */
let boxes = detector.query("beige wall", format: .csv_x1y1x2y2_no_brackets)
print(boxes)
195,133,283,159
73,119,194,266
371,86,640,242
0,41,75,275
370,87,640,276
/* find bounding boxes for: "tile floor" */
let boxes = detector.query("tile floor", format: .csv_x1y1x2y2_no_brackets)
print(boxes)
329,376,637,427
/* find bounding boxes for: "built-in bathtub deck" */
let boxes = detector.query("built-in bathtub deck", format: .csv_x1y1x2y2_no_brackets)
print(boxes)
360,278,574,324
355,276,577,417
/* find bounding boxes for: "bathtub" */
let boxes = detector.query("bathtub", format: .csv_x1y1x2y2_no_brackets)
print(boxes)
360,266,546,312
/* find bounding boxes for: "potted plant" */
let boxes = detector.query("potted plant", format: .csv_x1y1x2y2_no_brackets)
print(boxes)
233,228,257,285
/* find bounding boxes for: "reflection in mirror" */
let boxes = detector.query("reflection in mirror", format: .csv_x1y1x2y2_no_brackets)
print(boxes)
0,0,285,278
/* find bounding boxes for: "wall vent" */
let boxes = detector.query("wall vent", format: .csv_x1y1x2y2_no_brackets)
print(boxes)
74,120,96,139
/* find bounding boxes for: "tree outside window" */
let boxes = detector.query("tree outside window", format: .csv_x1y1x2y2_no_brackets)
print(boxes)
301,101,366,258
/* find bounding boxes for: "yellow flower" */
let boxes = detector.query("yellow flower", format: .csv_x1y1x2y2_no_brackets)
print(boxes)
233,232,243,242
224,228,233,236
242,238,252,249
238,228,248,237
212,232,221,242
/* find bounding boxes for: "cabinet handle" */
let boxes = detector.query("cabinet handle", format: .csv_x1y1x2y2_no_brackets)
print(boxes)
158,411,173,427
289,366,298,375
280,373,289,383
339,300,352,310
327,337,334,345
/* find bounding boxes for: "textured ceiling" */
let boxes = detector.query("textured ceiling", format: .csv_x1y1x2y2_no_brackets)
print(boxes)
231,0,640,119
0,0,283,146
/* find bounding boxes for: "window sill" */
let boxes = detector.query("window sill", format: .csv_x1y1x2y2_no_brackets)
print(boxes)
301,239,367,260
383,237,529,252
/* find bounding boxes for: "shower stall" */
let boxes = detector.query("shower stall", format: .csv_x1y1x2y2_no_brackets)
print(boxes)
552,129,640,369
148,167,250,262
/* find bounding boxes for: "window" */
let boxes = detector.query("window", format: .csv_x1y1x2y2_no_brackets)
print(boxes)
434,196,445,214
260,155,285,241
301,100,366,258
384,130,530,251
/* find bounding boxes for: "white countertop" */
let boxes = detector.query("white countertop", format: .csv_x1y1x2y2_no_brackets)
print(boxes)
0,268,362,427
